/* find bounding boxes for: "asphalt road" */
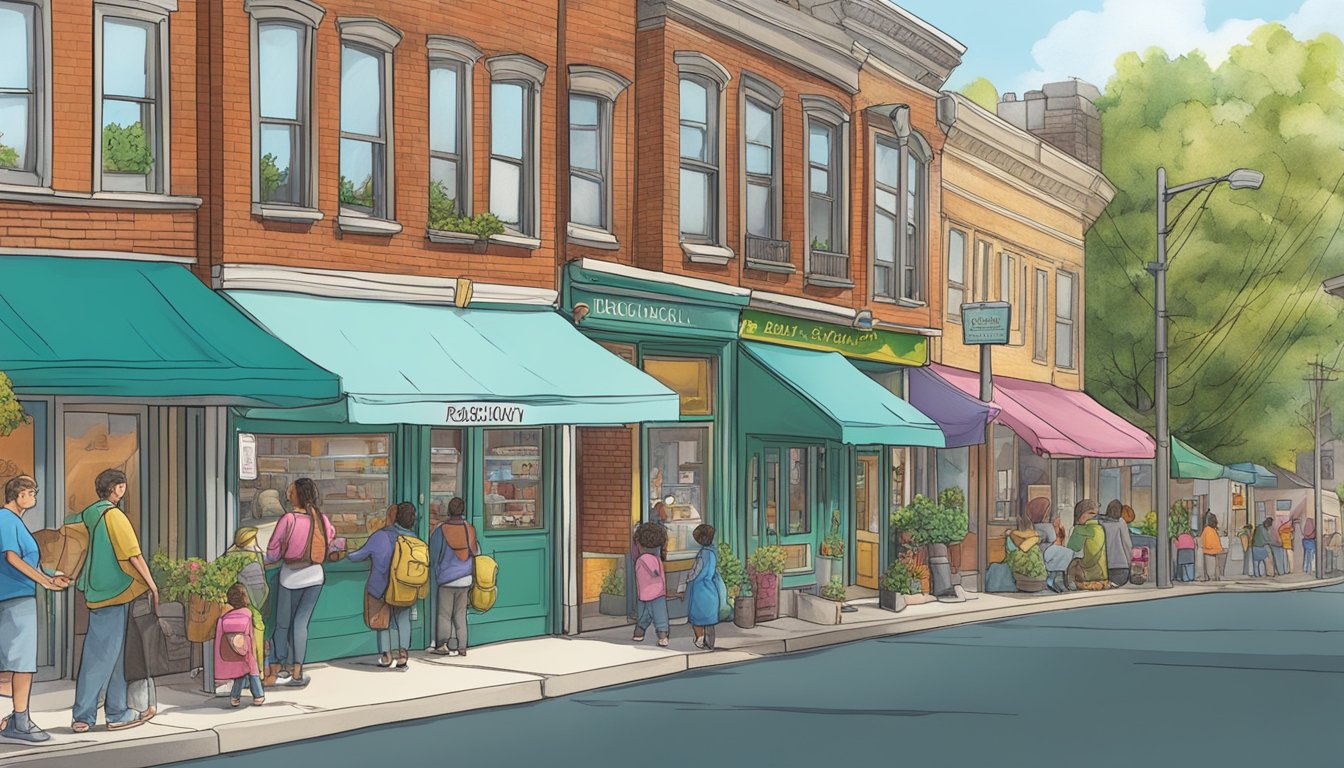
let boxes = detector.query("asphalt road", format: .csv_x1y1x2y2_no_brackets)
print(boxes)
174,585,1344,768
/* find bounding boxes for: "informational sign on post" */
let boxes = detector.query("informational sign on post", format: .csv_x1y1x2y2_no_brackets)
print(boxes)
961,302,1012,345
238,433,258,481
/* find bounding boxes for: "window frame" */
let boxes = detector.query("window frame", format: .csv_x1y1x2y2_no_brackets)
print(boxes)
93,3,171,195
0,0,49,188
567,64,629,242
426,35,482,235
336,17,402,234
740,71,783,244
674,51,732,264
1033,266,1049,363
802,94,850,287
486,53,547,241
1001,250,1023,345
246,0,324,219
870,122,930,304
1055,269,1077,369
945,226,967,323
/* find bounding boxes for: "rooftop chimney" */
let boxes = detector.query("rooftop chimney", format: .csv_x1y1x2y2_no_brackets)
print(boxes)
997,80,1101,170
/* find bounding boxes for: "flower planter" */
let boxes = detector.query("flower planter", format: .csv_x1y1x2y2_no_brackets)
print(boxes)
186,594,224,644
794,592,843,625
750,569,780,622
598,592,626,617
1014,575,1047,593
815,555,839,588
878,589,906,612
733,595,757,629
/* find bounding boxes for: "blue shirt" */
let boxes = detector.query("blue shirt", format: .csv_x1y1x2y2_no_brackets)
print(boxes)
348,525,413,598
0,508,39,601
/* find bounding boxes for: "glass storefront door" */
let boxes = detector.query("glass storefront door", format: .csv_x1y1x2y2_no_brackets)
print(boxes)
855,453,880,589
745,438,821,578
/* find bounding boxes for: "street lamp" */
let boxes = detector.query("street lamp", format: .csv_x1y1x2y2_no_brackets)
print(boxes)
1150,166,1262,588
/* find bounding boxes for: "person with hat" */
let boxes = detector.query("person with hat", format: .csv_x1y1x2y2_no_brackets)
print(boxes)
224,527,267,672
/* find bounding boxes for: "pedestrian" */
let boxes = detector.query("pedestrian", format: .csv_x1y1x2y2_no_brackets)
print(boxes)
1030,498,1077,593
1174,529,1196,582
632,523,669,646
682,524,724,649
1278,517,1295,574
1251,518,1272,577
215,583,264,708
1302,517,1317,574
348,502,418,669
1200,513,1225,582
1099,500,1133,586
1066,499,1109,589
71,468,160,733
429,497,477,657
0,475,68,742
263,478,345,688
1326,524,1341,573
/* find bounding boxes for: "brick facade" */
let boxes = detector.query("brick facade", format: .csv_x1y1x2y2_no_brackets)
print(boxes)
577,426,634,556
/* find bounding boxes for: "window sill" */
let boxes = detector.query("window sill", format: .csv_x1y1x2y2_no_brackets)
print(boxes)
0,186,203,210
745,258,796,275
252,204,324,223
490,232,543,250
681,241,735,265
873,296,928,308
337,214,403,236
804,274,854,289
566,222,620,251
426,229,481,245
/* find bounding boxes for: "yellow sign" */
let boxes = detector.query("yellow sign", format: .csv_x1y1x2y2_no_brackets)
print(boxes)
738,309,927,365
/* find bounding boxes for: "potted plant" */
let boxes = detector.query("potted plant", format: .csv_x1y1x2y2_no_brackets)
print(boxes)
817,510,846,587
890,490,968,597
879,559,917,611
716,542,756,628
898,551,931,595
797,575,846,625
151,551,253,643
1004,547,1048,592
747,545,786,622
426,186,506,251
598,567,626,616
732,579,756,629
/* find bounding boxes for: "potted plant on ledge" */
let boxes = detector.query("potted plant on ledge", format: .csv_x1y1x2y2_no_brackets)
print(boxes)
817,510,846,588
151,551,254,643
796,575,847,625
879,559,918,612
598,567,626,616
426,185,506,251
747,545,786,622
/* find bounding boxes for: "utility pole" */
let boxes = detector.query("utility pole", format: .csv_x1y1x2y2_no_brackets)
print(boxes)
1305,356,1338,580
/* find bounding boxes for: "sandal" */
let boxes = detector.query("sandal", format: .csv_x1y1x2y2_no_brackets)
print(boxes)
657,637,669,647
632,633,645,642
71,721,92,734
395,650,409,669
252,697,265,706
377,654,394,668
230,698,241,708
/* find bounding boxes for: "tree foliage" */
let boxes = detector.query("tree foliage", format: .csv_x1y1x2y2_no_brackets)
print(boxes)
1087,25,1344,467
961,77,1000,112
102,122,154,174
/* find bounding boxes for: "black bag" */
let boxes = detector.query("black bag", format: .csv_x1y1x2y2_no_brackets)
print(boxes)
124,594,188,681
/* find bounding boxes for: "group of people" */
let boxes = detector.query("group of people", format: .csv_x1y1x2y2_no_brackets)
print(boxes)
1246,515,1337,577
1058,499,1140,590
630,522,723,650
1172,512,1226,582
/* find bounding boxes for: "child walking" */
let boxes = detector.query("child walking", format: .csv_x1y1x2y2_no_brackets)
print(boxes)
215,583,264,707
632,523,670,647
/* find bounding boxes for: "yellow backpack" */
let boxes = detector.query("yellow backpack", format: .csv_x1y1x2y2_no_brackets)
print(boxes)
385,534,430,607
469,554,498,612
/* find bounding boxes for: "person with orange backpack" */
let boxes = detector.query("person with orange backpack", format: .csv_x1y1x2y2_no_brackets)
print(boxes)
429,497,478,657
348,502,424,669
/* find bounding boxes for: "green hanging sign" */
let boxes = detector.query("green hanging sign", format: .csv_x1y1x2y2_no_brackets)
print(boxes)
738,309,927,365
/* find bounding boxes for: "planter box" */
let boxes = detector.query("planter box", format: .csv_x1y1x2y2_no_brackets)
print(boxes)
795,592,843,625
733,595,756,629
1014,575,1047,593
750,570,780,622
815,555,839,587
878,589,906,612
598,592,626,617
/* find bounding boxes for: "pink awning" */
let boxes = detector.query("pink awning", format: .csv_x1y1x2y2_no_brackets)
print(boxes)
929,363,1156,459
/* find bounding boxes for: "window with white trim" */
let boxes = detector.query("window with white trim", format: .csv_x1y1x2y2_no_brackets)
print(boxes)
946,227,967,322
873,130,929,301
337,18,400,229
1055,269,1077,369
803,96,849,283
96,4,169,194
568,65,628,235
488,54,546,238
1033,267,1049,363
675,51,730,257
741,73,781,240
0,0,46,186
427,36,480,231
247,0,323,212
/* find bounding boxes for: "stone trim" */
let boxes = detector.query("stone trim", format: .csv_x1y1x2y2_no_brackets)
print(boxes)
568,65,630,101
243,0,324,26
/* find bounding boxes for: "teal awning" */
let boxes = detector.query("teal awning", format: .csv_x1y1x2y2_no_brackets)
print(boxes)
0,257,339,405
740,342,944,447
1226,462,1277,487
229,291,680,426
1171,437,1225,480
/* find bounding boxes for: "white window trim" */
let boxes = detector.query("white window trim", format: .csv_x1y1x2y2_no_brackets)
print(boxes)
675,51,732,261
740,71,783,253
567,64,628,241
337,17,402,234
1055,268,1077,370
0,0,51,188
946,226,967,324
93,2,172,195
247,0,325,220
427,34,481,235
487,53,547,238
802,94,850,287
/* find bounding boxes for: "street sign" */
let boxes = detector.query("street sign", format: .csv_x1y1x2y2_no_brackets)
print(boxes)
961,302,1012,345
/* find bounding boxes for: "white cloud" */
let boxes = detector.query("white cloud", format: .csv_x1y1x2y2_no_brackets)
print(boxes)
1014,0,1344,94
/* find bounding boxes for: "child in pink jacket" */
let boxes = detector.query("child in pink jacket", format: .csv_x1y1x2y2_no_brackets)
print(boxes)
215,583,264,707
632,524,670,647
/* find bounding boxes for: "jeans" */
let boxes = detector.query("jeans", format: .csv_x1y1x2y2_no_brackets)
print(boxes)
376,606,412,654
230,674,263,700
436,586,470,650
1202,553,1223,581
1178,563,1196,581
72,602,135,726
636,597,670,635
269,584,321,666
1303,541,1317,573
1251,546,1269,576
1271,546,1287,576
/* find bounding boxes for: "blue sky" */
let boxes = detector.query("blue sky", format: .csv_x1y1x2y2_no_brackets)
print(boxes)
894,1,1330,93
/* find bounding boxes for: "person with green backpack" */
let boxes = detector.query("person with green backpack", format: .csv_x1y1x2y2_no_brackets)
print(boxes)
348,502,425,669
71,469,160,733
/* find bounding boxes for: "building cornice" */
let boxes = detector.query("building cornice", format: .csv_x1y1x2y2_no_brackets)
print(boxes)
213,263,558,307
940,92,1115,224
802,0,964,90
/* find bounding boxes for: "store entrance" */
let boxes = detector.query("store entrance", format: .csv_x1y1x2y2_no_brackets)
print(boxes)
855,453,880,589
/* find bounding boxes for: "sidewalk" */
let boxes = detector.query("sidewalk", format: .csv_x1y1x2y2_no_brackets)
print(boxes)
4,572,1339,768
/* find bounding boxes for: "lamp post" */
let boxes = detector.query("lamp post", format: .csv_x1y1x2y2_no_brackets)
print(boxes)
1150,166,1263,588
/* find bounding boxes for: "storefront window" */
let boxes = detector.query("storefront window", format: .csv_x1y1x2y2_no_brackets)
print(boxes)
787,447,809,535
648,426,707,559
934,447,967,530
890,446,908,513
764,448,779,535
992,425,1016,521
643,356,714,416
1053,459,1082,523
0,409,37,507
240,433,391,551
429,429,464,531
64,411,141,533
483,428,543,531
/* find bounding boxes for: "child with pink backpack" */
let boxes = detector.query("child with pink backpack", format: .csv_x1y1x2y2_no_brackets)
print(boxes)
214,583,264,707
631,524,670,647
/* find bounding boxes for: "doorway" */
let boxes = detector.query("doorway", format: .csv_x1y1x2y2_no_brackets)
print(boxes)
855,453,880,589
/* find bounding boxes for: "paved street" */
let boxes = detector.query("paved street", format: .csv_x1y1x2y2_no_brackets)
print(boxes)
169,585,1344,768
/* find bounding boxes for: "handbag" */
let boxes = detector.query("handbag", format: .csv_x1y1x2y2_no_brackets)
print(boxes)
125,594,179,680
364,591,390,630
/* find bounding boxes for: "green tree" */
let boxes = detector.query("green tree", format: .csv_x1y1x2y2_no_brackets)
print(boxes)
102,122,154,174
961,77,1000,112
1087,24,1344,467
260,153,287,201
0,141,18,170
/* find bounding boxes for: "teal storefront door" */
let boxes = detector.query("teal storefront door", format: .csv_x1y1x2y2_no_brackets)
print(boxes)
744,437,827,587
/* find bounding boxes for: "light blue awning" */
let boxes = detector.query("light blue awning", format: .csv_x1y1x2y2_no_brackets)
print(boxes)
229,291,680,426
1226,462,1277,487
741,342,945,447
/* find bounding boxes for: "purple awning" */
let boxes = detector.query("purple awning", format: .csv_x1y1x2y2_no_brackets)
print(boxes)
908,365,998,448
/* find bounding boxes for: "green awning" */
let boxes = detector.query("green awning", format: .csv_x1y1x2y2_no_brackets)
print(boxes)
740,342,944,447
230,291,680,426
1171,437,1227,480
1225,462,1277,487
0,256,339,405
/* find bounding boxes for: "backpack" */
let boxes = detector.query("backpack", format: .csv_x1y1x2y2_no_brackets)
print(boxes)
469,554,498,613
216,609,252,663
385,534,430,607
281,510,328,567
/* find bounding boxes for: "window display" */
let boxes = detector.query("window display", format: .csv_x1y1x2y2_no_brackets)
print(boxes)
429,429,464,532
643,356,714,416
648,426,708,559
238,434,391,551
484,428,544,531
787,447,809,535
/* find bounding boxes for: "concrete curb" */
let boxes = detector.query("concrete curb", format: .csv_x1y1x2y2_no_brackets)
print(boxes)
11,575,1340,768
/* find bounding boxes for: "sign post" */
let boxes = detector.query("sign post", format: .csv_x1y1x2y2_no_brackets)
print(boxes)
961,301,1010,594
